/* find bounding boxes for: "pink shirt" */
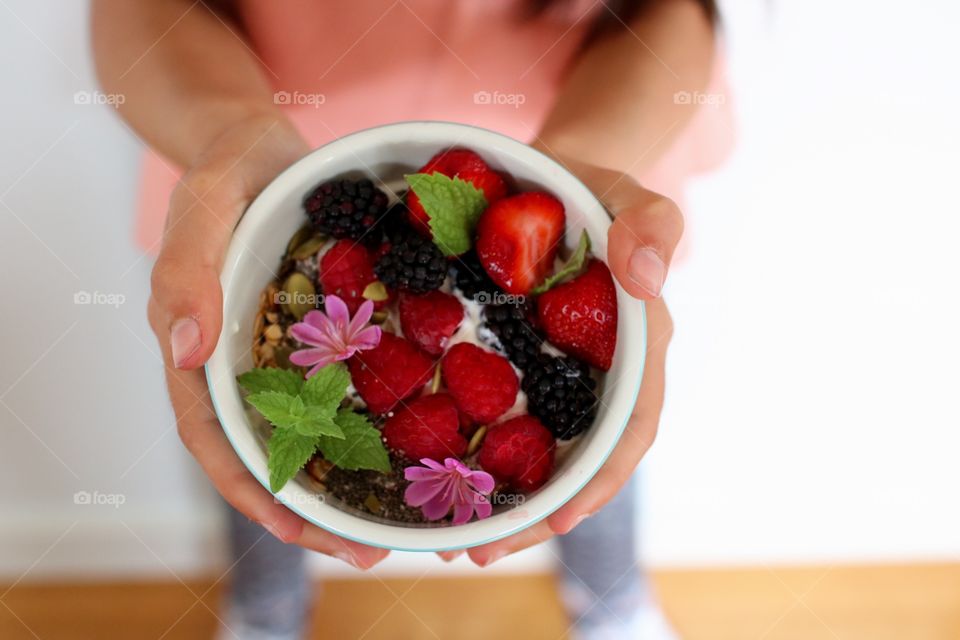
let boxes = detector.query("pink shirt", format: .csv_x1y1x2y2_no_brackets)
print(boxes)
136,0,732,254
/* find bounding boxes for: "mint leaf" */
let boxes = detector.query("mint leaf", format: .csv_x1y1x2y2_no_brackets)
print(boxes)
246,392,308,430
237,368,303,396
267,427,319,492
317,409,391,472
292,404,343,439
405,173,487,256
301,363,351,408
532,230,592,295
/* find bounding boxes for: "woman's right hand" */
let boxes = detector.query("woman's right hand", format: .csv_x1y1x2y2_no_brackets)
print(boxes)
146,113,390,569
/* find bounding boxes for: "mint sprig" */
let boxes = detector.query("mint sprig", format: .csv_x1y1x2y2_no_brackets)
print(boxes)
405,173,487,256
532,230,592,295
237,363,390,491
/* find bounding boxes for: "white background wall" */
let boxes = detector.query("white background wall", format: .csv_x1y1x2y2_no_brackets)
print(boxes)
2,0,959,582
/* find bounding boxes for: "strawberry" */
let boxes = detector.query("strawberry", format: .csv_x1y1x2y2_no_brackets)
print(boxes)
536,260,618,371
398,291,465,356
318,240,387,314
475,192,565,295
441,343,518,424
407,148,507,236
348,333,435,414
383,393,467,461
478,416,555,492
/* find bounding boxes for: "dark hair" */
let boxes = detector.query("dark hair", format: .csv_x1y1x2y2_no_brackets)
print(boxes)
526,0,718,41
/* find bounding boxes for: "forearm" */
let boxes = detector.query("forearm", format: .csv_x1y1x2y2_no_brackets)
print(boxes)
537,0,716,173
91,0,298,169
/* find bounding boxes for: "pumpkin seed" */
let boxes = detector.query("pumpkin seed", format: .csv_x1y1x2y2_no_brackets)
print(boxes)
284,224,313,257
290,233,327,260
364,493,382,514
467,425,487,456
362,281,389,302
281,272,316,320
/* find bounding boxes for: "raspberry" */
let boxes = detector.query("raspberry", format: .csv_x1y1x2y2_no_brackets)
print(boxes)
399,291,464,356
348,333,435,414
304,178,389,243
383,393,467,461
478,416,555,492
522,355,598,439
442,343,518,424
483,302,543,371
318,240,384,314
451,249,501,302
374,230,447,293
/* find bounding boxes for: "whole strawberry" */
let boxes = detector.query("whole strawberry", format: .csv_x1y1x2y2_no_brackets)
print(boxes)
536,260,617,371
442,343,518,424
407,148,507,236
478,416,555,492
399,291,464,356
348,333,435,414
319,240,386,314
383,393,467,461
476,192,565,295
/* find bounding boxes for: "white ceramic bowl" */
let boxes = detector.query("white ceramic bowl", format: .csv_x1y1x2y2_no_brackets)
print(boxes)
206,121,646,551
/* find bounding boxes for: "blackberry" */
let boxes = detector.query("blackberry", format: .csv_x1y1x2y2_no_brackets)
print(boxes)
483,303,543,371
452,250,500,302
374,231,447,293
304,178,389,242
522,355,598,439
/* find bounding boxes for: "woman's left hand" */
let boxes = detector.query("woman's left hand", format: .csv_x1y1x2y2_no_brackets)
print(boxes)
455,161,683,567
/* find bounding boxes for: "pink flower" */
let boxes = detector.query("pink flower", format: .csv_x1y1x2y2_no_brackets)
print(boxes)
404,458,495,524
288,295,382,378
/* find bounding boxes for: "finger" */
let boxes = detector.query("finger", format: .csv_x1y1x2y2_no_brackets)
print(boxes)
437,550,465,562
605,183,684,300
547,299,672,535
150,118,309,370
149,173,243,370
155,301,388,567
170,364,389,568
467,520,556,567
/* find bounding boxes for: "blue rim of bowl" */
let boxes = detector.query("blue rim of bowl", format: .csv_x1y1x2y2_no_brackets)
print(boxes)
205,121,647,552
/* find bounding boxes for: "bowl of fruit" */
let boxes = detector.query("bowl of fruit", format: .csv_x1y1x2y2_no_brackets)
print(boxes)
206,121,646,551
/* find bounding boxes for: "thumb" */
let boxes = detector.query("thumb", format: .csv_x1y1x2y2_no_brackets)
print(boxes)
604,182,684,300
150,173,242,370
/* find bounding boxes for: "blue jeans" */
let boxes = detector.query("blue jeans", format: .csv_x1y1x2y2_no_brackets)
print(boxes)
226,477,642,636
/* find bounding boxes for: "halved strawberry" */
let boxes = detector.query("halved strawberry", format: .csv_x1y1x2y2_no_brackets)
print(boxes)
407,148,507,236
475,192,565,295
536,260,617,371
399,291,465,356
318,240,388,314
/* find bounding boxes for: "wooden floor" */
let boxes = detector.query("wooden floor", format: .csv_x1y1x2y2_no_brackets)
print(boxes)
2,564,959,639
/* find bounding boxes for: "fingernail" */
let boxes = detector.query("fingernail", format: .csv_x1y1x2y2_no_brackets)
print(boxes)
562,514,590,535
628,247,666,298
170,317,201,368
479,551,505,567
333,552,360,568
